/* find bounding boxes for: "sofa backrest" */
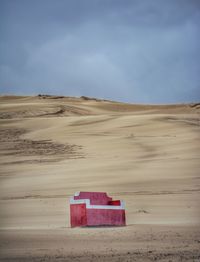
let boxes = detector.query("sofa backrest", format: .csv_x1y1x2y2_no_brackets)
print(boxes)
74,192,112,205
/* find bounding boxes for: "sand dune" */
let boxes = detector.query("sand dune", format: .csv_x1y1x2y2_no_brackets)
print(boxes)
0,95,200,261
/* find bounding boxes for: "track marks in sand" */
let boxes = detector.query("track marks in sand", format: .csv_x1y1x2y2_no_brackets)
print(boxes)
0,128,84,164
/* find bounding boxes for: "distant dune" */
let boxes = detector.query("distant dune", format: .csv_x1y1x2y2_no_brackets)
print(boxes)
0,95,200,261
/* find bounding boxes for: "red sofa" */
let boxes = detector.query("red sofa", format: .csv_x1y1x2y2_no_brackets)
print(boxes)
70,192,126,227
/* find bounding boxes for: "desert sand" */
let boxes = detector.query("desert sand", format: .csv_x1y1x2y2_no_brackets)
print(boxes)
0,95,200,261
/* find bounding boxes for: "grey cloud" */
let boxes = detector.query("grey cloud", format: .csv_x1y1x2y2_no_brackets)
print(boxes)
0,0,200,103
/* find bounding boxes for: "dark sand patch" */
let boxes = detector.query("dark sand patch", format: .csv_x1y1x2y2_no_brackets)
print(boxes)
0,128,84,164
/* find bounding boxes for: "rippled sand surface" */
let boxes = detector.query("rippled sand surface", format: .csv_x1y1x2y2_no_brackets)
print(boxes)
0,95,200,261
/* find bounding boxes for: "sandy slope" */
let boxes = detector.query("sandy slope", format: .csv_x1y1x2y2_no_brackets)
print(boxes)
0,95,200,261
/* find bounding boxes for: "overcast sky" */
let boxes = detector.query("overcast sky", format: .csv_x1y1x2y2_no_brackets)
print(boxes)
0,0,200,103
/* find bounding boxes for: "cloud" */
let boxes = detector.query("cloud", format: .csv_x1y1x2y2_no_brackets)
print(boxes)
0,0,200,103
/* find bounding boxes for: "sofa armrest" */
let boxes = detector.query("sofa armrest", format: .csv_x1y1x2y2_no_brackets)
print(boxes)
108,200,121,206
